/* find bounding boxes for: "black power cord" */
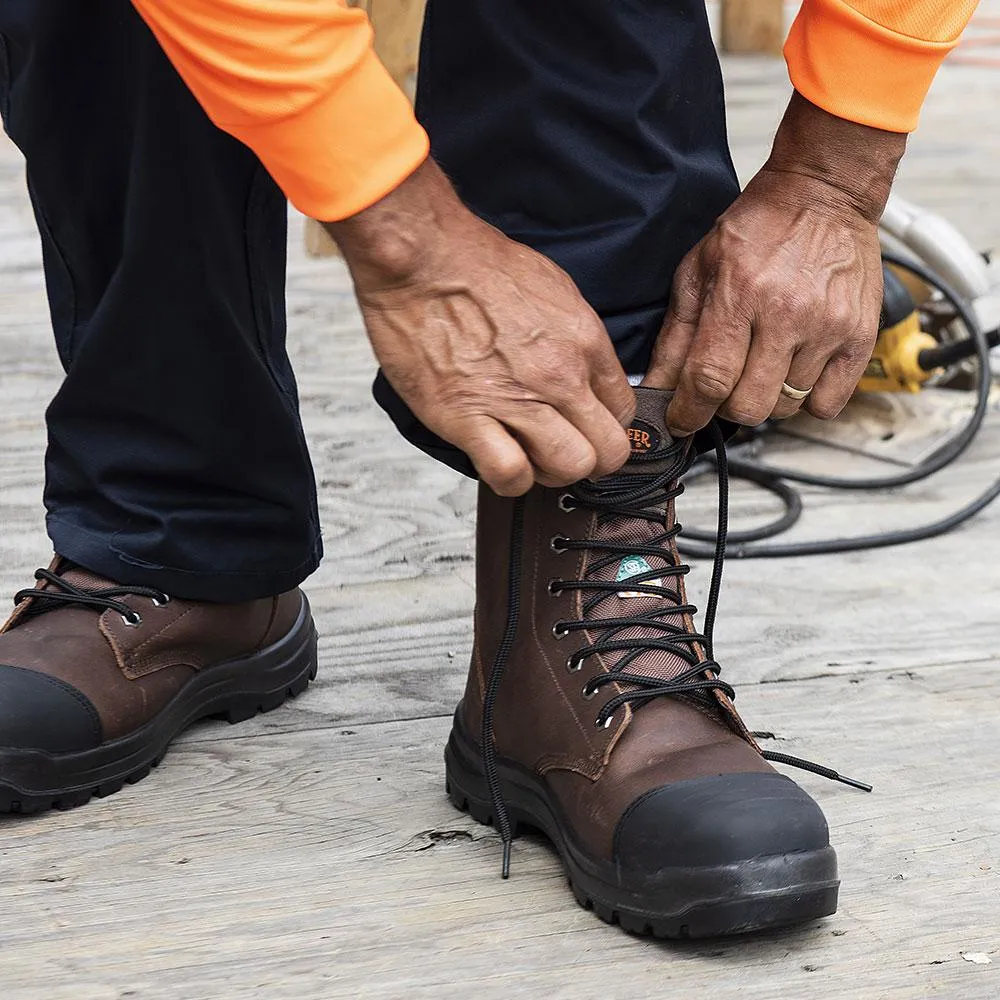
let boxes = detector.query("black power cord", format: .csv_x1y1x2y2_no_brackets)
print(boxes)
678,252,1000,558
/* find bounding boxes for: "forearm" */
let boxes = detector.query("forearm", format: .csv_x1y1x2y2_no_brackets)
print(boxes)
325,159,467,287
763,92,906,223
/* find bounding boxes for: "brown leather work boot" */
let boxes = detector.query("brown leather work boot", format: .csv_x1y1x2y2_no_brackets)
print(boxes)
446,386,862,938
0,558,317,813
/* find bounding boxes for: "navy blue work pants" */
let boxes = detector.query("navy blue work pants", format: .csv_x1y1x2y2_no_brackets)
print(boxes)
0,1,738,600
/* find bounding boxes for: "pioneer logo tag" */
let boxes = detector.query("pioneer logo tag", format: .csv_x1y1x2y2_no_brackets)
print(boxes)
627,419,661,455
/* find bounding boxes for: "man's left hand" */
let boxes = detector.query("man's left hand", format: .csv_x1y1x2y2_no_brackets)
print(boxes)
644,92,906,437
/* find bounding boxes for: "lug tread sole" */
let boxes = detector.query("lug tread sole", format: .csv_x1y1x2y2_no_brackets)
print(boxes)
0,602,318,816
445,740,839,940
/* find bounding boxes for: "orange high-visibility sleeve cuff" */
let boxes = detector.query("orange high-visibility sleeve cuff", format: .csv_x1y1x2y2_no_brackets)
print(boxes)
784,0,972,133
234,49,429,221
132,0,429,220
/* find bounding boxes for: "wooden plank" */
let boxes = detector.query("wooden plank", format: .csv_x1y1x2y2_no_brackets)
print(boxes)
2,33,1000,998
720,0,786,55
1,665,997,1000
304,0,427,258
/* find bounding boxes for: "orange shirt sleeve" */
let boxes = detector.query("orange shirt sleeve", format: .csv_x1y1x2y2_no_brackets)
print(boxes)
130,0,429,221
784,0,980,132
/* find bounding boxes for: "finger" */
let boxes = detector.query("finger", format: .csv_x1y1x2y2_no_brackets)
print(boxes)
559,390,632,478
768,347,831,420
588,344,637,428
665,300,752,437
503,406,599,487
643,250,705,390
716,331,797,426
447,416,535,497
806,345,872,421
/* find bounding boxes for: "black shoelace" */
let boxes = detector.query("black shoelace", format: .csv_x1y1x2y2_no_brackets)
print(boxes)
482,420,871,879
14,567,170,625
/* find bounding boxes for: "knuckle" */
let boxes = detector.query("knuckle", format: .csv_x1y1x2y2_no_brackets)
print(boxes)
594,433,631,476
722,394,769,426
725,407,765,427
686,364,737,402
545,365,588,401
550,452,597,486
829,305,859,331
487,469,532,497
479,455,532,497
808,397,844,421
580,328,615,364
671,257,702,297
840,334,876,365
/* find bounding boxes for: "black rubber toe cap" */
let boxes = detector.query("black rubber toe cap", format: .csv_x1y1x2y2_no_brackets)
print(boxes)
0,665,102,754
614,772,830,871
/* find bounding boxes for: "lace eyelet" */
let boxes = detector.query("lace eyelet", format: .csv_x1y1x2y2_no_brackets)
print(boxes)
151,592,171,608
552,622,569,639
566,657,582,673
547,579,563,597
596,713,615,730
557,494,576,513
581,684,598,701
549,535,569,553
121,611,143,628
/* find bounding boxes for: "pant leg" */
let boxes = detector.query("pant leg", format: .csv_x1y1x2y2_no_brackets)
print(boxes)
374,0,741,476
0,1,321,601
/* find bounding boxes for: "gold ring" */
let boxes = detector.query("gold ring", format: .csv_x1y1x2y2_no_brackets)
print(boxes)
780,381,813,401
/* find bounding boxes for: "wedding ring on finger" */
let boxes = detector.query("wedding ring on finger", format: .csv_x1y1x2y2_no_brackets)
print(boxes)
779,381,813,401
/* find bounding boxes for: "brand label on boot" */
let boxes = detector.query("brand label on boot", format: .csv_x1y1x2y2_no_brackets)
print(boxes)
627,420,661,455
615,555,661,599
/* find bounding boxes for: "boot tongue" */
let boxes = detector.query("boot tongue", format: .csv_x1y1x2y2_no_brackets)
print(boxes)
617,386,687,476
579,387,700,686
55,563,118,593
11,559,123,627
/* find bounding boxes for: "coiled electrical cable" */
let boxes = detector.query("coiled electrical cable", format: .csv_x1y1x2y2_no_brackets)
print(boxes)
678,252,999,558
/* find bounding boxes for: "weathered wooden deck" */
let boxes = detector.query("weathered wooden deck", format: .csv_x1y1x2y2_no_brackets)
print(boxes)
2,19,1000,1000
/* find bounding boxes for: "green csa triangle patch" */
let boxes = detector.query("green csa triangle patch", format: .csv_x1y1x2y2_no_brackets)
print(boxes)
615,555,661,599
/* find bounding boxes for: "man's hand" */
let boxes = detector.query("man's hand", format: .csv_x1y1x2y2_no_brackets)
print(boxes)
645,93,907,436
327,159,635,496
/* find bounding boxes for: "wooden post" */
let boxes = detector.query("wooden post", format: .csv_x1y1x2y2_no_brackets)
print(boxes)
720,0,785,55
304,0,427,257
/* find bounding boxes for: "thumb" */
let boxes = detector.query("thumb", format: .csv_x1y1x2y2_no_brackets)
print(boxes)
642,251,705,389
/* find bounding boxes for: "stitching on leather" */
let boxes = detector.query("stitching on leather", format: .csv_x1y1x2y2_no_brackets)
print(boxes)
120,606,206,677
99,613,129,672
537,752,602,779
128,605,199,657
257,596,280,651
529,511,593,754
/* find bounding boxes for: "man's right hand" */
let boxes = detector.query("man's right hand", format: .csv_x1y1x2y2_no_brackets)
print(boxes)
326,159,635,496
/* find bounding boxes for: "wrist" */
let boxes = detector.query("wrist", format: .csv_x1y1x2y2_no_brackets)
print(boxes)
764,91,906,224
324,157,466,287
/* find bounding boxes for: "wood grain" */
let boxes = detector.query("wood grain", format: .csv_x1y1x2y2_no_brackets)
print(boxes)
2,22,1000,998
1,666,997,1000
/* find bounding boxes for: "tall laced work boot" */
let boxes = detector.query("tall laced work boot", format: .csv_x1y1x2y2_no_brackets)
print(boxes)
446,386,867,938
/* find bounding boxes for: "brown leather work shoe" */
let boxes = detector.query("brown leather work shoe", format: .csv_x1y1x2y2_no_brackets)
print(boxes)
0,558,317,813
446,387,858,938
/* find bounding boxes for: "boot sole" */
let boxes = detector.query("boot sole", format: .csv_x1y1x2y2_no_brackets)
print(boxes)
445,719,839,939
0,596,318,815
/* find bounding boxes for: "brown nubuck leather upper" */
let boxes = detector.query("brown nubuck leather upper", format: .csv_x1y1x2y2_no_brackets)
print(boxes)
461,389,774,860
0,558,302,741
